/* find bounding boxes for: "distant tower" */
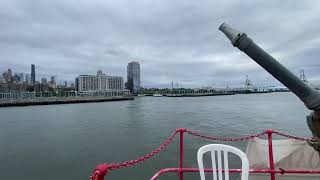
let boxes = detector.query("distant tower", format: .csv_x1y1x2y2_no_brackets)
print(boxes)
127,61,141,93
300,69,307,83
50,76,56,84
245,75,252,88
97,70,103,76
31,64,35,85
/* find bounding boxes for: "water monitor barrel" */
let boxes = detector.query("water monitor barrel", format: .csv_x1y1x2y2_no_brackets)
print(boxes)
219,23,320,111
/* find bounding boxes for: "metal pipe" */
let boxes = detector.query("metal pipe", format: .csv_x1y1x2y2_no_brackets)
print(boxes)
267,130,275,180
179,129,185,180
150,168,320,179
219,22,320,111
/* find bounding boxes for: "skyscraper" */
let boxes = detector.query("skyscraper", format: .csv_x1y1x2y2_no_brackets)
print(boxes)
31,64,35,85
127,61,140,93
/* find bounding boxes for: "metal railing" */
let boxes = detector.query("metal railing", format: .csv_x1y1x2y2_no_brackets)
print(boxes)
90,128,320,180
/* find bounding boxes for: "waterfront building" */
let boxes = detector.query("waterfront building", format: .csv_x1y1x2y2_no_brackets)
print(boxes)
106,76,124,90
127,61,140,93
41,78,47,84
12,74,20,83
33,82,48,92
0,83,9,92
2,69,12,83
48,76,56,88
0,75,5,83
19,73,24,82
31,64,35,85
25,74,31,85
76,70,124,92
51,76,55,83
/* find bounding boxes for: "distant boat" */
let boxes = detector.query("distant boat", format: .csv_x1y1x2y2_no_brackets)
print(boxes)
153,93,163,97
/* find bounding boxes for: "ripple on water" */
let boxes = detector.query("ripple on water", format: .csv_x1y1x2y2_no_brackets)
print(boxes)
0,92,312,180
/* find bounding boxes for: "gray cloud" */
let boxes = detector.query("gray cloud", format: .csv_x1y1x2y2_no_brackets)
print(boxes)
0,0,319,87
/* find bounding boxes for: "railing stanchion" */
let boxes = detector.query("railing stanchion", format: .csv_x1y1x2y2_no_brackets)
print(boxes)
267,130,276,180
179,128,185,180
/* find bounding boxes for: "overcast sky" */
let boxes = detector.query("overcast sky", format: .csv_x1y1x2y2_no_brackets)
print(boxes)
0,0,320,88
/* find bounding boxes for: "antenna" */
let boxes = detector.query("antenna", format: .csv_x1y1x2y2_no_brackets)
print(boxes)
245,75,252,87
300,69,307,82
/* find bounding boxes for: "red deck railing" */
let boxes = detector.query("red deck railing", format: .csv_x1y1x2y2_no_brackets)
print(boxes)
90,128,320,180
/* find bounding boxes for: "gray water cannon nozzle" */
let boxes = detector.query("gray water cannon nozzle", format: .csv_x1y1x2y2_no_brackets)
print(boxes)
219,22,245,46
219,22,320,110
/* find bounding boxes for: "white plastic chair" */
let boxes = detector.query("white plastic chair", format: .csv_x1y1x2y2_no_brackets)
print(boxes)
197,144,249,180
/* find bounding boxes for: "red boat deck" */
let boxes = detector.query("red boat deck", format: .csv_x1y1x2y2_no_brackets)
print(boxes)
90,128,320,180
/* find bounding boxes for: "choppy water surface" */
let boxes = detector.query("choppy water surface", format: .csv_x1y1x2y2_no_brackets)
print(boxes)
0,92,312,179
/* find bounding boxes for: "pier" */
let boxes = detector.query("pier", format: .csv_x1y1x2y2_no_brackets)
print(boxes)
140,88,235,96
0,96,134,107
0,91,133,107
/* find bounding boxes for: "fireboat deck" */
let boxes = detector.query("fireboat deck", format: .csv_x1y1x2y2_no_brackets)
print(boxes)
90,128,320,180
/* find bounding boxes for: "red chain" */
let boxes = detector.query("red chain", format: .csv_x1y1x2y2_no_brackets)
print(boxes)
90,128,311,180
186,129,311,141
186,129,267,141
272,130,311,141
108,130,178,170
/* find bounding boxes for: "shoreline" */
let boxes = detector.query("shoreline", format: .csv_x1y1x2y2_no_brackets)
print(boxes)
0,96,134,107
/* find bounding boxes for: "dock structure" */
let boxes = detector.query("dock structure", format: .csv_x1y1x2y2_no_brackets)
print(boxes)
0,96,134,107
166,91,234,97
141,88,235,97
0,90,133,107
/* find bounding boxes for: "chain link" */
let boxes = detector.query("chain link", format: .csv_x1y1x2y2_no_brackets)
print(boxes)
107,130,178,170
186,129,267,141
272,130,311,141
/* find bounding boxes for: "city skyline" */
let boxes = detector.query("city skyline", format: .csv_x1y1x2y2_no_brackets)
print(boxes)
1,63,319,89
1,1,320,88
0,65,62,85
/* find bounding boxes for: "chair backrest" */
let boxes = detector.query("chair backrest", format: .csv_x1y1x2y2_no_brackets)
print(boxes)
197,144,249,180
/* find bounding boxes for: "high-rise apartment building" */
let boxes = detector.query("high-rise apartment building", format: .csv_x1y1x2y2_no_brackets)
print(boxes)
31,64,35,85
126,61,140,93
76,70,124,92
